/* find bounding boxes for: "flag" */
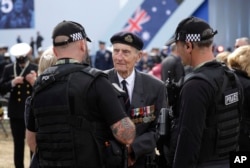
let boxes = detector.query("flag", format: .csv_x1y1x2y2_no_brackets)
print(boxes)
122,0,182,48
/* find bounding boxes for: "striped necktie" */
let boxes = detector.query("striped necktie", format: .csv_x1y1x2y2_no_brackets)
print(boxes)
121,80,130,111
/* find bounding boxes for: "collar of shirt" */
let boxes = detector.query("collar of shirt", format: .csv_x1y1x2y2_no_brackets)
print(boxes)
117,69,135,101
193,59,216,70
56,58,81,65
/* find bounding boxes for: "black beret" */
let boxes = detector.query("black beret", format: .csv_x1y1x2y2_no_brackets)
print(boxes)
110,31,144,50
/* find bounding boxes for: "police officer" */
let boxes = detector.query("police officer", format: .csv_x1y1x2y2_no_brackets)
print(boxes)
0,42,37,168
161,43,185,82
26,20,135,168
94,41,113,70
106,31,167,167
164,16,242,167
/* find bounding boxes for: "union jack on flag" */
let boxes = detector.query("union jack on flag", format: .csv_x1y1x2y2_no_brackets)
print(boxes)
123,7,151,33
122,0,182,48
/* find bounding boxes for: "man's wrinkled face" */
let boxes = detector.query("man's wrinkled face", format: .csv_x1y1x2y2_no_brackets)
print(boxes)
112,43,141,77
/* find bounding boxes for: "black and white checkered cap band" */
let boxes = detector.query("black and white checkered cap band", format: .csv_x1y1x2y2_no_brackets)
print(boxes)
53,32,84,46
186,34,201,42
69,32,84,42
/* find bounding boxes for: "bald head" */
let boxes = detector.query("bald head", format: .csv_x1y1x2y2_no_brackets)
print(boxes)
53,35,87,62
235,37,249,49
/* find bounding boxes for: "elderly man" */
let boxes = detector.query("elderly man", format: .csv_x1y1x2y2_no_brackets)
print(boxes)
106,31,167,167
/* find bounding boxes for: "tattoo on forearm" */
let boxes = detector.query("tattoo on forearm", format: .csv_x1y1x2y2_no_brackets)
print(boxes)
111,117,135,144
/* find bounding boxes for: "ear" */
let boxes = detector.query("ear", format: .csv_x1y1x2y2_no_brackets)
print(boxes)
185,42,193,50
136,51,143,62
79,40,85,52
53,47,59,58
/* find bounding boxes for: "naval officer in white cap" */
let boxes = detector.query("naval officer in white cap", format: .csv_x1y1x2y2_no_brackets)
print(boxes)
0,42,38,168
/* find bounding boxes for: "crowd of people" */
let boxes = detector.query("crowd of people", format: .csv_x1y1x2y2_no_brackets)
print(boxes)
0,16,249,168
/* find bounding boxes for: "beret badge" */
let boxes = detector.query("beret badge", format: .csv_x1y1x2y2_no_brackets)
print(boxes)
124,35,133,43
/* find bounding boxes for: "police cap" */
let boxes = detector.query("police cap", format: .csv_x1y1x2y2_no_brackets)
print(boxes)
52,20,91,46
165,16,218,46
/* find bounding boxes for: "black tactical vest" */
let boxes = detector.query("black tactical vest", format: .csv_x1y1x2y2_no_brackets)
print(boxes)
184,61,243,162
32,64,106,168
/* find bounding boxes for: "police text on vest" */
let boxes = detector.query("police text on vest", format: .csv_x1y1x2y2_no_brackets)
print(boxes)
225,92,238,105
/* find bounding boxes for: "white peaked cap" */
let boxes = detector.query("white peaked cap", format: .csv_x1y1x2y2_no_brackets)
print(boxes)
10,43,31,57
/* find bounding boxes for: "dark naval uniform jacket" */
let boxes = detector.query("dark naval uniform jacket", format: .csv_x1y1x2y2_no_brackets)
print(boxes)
0,62,38,118
95,50,113,70
106,68,167,167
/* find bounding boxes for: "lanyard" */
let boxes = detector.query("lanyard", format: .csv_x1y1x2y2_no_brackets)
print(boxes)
13,61,30,77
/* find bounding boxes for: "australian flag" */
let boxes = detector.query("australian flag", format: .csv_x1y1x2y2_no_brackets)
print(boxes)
122,0,183,49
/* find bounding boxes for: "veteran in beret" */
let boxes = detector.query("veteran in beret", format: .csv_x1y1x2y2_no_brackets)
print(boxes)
105,31,167,167
0,42,38,168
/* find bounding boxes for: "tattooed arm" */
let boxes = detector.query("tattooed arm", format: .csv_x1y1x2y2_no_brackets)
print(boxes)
111,116,136,145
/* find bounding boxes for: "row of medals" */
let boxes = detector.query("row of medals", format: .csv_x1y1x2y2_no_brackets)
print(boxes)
130,105,156,124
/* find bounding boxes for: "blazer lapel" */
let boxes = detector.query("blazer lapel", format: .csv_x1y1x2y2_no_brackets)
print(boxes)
131,70,145,108
108,69,120,85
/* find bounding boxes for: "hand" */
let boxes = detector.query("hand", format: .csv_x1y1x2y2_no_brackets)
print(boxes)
127,145,136,167
25,70,37,86
128,155,136,167
12,76,24,86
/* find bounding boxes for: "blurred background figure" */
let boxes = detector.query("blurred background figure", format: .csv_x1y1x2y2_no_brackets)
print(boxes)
36,31,44,54
37,46,57,76
215,51,231,66
148,51,162,80
29,37,35,57
149,47,161,69
0,43,37,168
0,44,9,79
160,45,169,59
227,45,250,151
161,43,184,82
135,50,153,73
16,35,22,43
234,37,249,49
33,47,44,64
94,41,113,70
